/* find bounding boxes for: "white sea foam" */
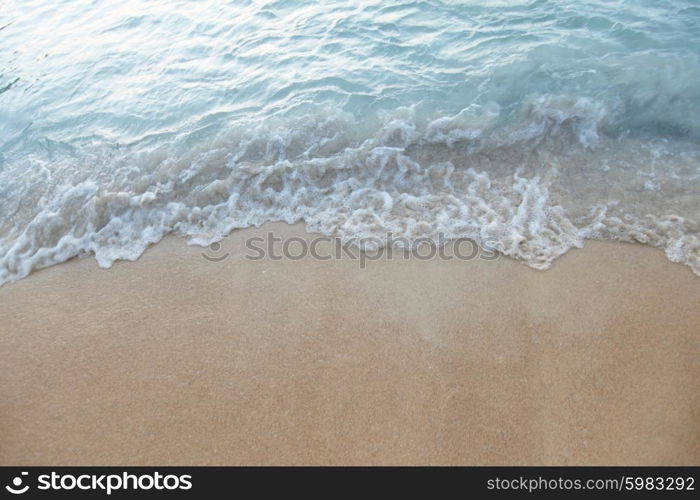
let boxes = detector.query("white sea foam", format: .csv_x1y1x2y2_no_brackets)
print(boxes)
1,98,698,285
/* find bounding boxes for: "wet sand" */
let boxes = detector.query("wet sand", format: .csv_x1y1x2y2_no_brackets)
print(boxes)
0,223,698,465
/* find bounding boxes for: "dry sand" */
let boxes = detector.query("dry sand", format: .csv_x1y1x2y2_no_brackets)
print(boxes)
0,222,698,465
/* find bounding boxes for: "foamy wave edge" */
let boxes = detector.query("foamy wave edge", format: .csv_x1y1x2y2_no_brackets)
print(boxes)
1,95,699,285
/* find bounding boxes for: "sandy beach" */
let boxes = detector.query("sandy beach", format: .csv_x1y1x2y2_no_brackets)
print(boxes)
0,222,698,465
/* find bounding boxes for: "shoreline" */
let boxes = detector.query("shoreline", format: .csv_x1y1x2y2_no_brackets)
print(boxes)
1,222,698,465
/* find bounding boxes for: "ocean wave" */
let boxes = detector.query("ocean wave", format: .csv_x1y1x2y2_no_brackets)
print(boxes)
1,96,698,285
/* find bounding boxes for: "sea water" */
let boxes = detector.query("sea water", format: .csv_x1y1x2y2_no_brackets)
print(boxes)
1,0,699,284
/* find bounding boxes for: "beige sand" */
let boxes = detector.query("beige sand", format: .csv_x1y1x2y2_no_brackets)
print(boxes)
0,222,698,465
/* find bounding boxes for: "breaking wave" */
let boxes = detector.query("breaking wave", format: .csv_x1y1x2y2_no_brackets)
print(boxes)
1,96,698,284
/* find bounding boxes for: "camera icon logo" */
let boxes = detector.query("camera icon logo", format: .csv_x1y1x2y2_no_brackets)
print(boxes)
5,472,29,495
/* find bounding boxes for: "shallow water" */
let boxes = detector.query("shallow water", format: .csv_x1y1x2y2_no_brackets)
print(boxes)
1,0,699,283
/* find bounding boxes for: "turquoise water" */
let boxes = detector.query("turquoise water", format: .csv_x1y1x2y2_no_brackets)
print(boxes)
1,0,699,283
